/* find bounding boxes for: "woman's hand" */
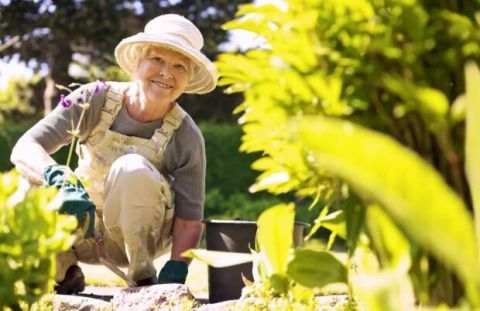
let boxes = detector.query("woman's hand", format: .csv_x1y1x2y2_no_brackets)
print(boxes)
158,217,203,283
44,165,96,238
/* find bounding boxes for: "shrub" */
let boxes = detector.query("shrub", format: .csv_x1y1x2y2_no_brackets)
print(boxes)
0,170,75,309
218,0,480,308
200,122,259,197
204,189,283,221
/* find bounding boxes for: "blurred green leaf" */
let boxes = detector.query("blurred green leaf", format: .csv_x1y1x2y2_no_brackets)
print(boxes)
383,76,449,131
182,249,253,268
257,203,294,276
287,249,347,288
465,61,480,265
352,243,415,311
316,209,346,239
0,170,75,308
451,94,466,124
295,116,480,288
366,205,410,269
346,195,365,254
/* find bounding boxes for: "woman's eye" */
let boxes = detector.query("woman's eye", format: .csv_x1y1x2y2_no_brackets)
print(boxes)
151,56,163,62
174,64,186,71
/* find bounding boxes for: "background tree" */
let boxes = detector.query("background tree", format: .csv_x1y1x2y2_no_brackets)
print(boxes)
0,0,248,121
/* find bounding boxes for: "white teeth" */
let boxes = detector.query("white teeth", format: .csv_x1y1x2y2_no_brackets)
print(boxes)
151,80,172,88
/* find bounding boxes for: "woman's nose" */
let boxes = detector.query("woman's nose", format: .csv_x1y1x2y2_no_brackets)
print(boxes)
159,64,173,78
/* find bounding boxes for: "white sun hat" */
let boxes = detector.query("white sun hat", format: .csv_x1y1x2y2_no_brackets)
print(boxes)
115,14,218,94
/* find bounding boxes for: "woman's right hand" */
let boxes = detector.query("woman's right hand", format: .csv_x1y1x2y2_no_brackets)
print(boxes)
43,165,96,238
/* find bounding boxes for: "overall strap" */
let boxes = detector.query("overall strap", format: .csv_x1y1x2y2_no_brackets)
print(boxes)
100,83,125,126
152,104,187,150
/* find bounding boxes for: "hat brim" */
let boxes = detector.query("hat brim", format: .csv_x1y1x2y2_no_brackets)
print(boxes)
115,33,218,94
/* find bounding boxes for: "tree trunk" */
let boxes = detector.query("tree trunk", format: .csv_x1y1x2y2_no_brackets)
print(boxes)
43,36,72,115
43,75,55,116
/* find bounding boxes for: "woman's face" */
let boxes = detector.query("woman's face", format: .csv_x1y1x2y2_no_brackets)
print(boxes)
135,46,191,106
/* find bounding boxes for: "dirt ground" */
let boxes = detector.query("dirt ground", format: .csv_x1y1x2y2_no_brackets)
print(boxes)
79,253,209,299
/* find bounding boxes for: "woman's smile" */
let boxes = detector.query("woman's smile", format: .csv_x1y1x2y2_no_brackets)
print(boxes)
151,79,173,89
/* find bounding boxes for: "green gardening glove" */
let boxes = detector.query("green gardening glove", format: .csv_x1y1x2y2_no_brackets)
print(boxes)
157,260,188,284
43,165,95,238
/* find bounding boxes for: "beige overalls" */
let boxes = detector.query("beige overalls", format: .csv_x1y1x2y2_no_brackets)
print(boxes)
56,82,186,282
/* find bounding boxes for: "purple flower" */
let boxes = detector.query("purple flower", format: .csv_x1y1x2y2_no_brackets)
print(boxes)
60,94,73,108
94,80,107,94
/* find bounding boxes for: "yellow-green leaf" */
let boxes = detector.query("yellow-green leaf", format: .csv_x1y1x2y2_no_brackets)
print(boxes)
295,116,480,289
182,249,253,268
287,249,347,288
465,61,480,265
257,203,295,276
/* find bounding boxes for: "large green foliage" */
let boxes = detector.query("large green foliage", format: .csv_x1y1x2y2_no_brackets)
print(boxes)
0,170,75,309
218,0,480,308
218,0,480,198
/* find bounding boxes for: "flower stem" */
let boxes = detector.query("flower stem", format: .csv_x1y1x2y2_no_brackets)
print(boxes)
60,106,88,189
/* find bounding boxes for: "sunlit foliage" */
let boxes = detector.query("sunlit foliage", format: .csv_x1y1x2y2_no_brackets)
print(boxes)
218,0,480,309
0,171,76,309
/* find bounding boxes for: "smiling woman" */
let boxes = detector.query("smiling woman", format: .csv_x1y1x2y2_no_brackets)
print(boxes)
10,14,218,294
128,46,192,122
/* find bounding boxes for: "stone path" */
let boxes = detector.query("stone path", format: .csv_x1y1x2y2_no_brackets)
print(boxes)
52,284,238,310
78,253,208,300
52,286,349,311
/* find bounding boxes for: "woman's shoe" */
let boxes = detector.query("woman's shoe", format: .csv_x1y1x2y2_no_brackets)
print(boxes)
54,265,85,294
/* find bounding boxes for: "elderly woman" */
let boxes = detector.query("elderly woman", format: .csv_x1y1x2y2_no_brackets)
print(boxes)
10,14,217,293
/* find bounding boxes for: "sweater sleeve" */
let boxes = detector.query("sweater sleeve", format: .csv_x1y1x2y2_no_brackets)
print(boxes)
24,82,107,154
162,115,206,220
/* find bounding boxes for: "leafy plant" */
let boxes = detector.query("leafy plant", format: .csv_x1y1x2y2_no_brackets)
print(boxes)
216,0,480,309
0,170,76,310
185,204,349,308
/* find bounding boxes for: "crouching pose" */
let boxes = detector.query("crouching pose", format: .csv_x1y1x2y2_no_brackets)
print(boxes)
11,14,217,293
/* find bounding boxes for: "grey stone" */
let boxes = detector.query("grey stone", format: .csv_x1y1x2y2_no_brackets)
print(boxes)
112,284,195,311
52,294,112,310
195,299,237,311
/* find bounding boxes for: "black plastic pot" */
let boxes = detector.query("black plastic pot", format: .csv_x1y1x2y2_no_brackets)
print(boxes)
204,219,308,303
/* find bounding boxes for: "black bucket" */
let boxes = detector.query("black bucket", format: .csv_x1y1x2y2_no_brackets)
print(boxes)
204,220,308,303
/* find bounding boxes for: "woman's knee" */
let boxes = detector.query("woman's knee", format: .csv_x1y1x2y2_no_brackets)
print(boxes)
106,154,158,187
103,153,171,205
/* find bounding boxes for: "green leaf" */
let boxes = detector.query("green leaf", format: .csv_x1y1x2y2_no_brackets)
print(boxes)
318,210,346,239
269,273,290,294
382,76,449,132
257,203,295,276
450,94,466,124
465,61,480,265
295,116,480,288
181,249,253,268
366,205,410,269
351,243,415,311
346,195,365,254
287,249,347,288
